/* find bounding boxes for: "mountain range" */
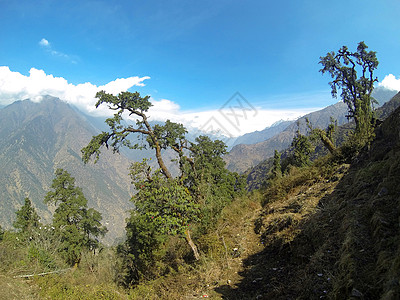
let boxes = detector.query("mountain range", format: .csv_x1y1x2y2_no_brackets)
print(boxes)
0,88,398,243
245,91,400,190
230,120,293,148
224,101,349,173
0,96,134,243
224,88,398,173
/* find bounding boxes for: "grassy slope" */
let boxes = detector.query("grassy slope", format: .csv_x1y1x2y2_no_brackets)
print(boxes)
214,106,400,299
3,105,400,299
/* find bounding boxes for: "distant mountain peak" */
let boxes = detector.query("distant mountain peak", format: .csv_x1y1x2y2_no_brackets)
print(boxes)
0,98,134,244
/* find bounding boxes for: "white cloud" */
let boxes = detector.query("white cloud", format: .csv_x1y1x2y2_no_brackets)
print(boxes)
38,38,77,63
0,66,150,115
0,66,317,137
379,74,400,91
172,107,314,137
39,38,50,47
145,97,315,137
147,99,181,120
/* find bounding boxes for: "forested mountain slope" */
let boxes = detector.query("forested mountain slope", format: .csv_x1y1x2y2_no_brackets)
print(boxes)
213,97,400,299
246,92,400,191
0,97,134,242
225,101,349,173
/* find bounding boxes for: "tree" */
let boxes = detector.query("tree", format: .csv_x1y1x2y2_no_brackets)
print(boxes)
182,135,245,230
13,197,40,234
129,161,201,260
117,211,167,285
82,91,245,264
319,41,379,145
44,169,107,265
81,91,174,179
270,150,282,179
290,130,313,168
306,117,337,155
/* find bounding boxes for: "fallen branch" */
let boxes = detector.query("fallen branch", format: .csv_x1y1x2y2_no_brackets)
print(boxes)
13,268,72,279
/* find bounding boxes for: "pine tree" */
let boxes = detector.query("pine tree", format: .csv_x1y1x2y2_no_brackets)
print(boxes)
271,150,282,179
291,130,313,168
44,169,107,265
13,197,40,233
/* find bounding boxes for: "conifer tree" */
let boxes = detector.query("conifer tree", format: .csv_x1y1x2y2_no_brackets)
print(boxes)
44,169,107,265
271,150,282,179
13,197,40,233
291,130,313,168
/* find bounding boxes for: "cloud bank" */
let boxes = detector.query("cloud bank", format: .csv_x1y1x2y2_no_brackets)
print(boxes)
0,66,150,115
165,107,313,138
0,66,316,136
379,74,400,91
147,96,314,137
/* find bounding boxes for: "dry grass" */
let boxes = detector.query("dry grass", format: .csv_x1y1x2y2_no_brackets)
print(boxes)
125,195,263,299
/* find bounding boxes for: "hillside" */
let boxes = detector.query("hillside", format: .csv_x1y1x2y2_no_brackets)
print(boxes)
246,92,400,191
214,103,400,299
376,91,400,120
225,101,349,173
231,120,293,148
372,86,398,106
2,98,400,299
2,92,400,299
0,97,134,242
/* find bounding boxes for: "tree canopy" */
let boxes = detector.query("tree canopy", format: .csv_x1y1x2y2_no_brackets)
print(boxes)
319,41,379,145
82,90,245,282
270,150,282,179
44,169,107,265
81,90,173,179
13,197,40,234
290,130,313,168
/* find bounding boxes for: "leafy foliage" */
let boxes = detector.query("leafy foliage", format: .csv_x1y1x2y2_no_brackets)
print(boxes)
81,90,173,178
307,117,337,155
320,41,379,146
13,197,40,234
183,135,246,231
44,169,107,265
270,150,282,180
130,163,200,236
82,91,245,286
289,130,313,168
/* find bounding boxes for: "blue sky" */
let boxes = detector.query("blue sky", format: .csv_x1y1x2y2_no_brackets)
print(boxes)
1,0,400,135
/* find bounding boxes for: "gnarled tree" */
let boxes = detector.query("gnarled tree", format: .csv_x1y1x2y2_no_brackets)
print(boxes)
82,91,244,268
319,41,379,146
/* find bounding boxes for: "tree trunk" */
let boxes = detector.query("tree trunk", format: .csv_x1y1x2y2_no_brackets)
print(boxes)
185,229,200,260
142,116,173,179
155,144,173,179
318,131,337,155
